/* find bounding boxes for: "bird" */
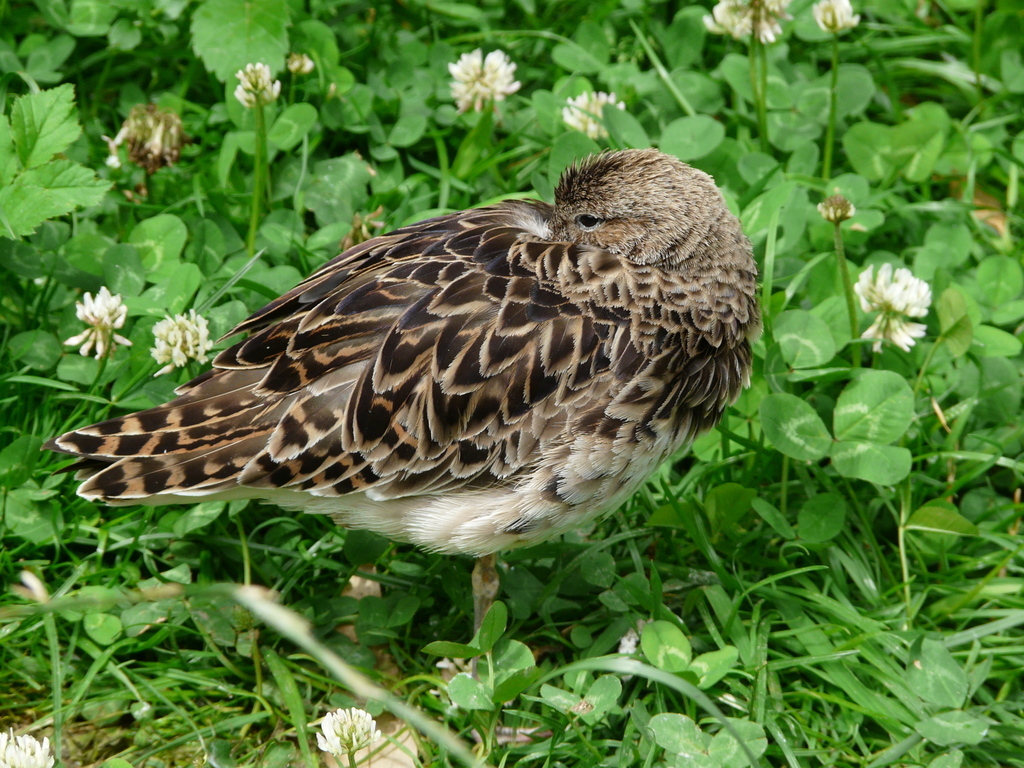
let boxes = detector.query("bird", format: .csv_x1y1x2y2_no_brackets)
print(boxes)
46,148,760,629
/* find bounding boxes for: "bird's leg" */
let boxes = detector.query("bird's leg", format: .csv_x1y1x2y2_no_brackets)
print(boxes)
471,553,500,680
471,553,500,634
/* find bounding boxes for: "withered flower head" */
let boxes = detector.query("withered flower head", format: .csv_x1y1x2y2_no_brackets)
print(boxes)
108,104,188,175
817,194,856,223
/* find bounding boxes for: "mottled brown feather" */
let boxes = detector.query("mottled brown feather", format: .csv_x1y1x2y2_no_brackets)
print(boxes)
46,149,760,555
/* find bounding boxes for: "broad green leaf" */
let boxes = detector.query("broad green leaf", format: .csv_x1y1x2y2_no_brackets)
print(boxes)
108,18,142,50
290,19,340,66
24,35,76,84
842,122,894,180
704,482,757,535
420,640,482,658
798,493,847,543
83,612,123,645
578,549,616,588
492,639,535,676
833,370,914,444
0,436,44,488
173,502,226,536
306,155,372,228
100,760,137,768
741,182,796,242
928,750,964,768
648,712,707,754
0,160,109,238
906,505,978,536
774,310,837,368
539,683,582,713
268,103,317,151
937,287,969,330
306,221,351,252
661,115,725,161
130,262,203,316
67,0,117,36
750,497,796,540
10,84,81,169
491,667,541,703
8,330,61,370
551,41,604,74
128,214,188,269
470,600,507,654
759,393,832,461
190,0,291,82
972,325,1023,358
831,441,912,484
640,620,692,672
907,638,968,708
976,256,1023,305
937,288,973,357
447,673,494,710
0,115,16,184
991,299,1024,326
2,488,52,544
835,64,875,117
103,244,146,297
709,719,768,768
604,105,649,150
915,710,989,746
690,646,739,688
891,118,945,182
768,109,823,152
262,648,311,758
56,354,100,386
580,675,621,723
388,112,427,148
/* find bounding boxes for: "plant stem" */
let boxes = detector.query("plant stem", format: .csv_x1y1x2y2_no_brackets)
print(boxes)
822,35,839,180
780,454,789,518
897,480,913,628
749,37,770,152
247,102,269,256
833,222,861,368
44,612,63,765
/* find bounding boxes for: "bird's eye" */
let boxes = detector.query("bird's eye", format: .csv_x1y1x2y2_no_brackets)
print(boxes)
576,214,603,230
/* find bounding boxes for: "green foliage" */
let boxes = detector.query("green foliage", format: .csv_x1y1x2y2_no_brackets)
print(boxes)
2,1,1024,767
190,0,291,81
0,84,107,237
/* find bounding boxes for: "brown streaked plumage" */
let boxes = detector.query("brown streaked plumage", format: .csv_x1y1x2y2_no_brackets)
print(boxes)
46,149,760,558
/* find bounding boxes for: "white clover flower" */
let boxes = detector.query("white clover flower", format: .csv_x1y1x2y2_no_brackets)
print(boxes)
0,730,55,768
449,49,521,113
287,52,315,75
234,63,281,109
316,708,381,758
64,286,132,359
704,0,754,38
854,264,932,352
813,0,860,33
562,91,625,140
151,309,213,376
704,0,791,44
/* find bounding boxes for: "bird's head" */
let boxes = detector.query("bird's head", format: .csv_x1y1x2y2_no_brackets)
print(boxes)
549,148,750,273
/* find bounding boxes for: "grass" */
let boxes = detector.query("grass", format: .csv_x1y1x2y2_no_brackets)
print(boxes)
2,0,1024,766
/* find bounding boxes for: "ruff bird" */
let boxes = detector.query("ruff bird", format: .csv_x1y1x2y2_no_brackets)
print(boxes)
47,149,760,627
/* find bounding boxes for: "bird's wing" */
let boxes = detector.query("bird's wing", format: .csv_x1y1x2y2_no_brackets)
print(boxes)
48,201,633,503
